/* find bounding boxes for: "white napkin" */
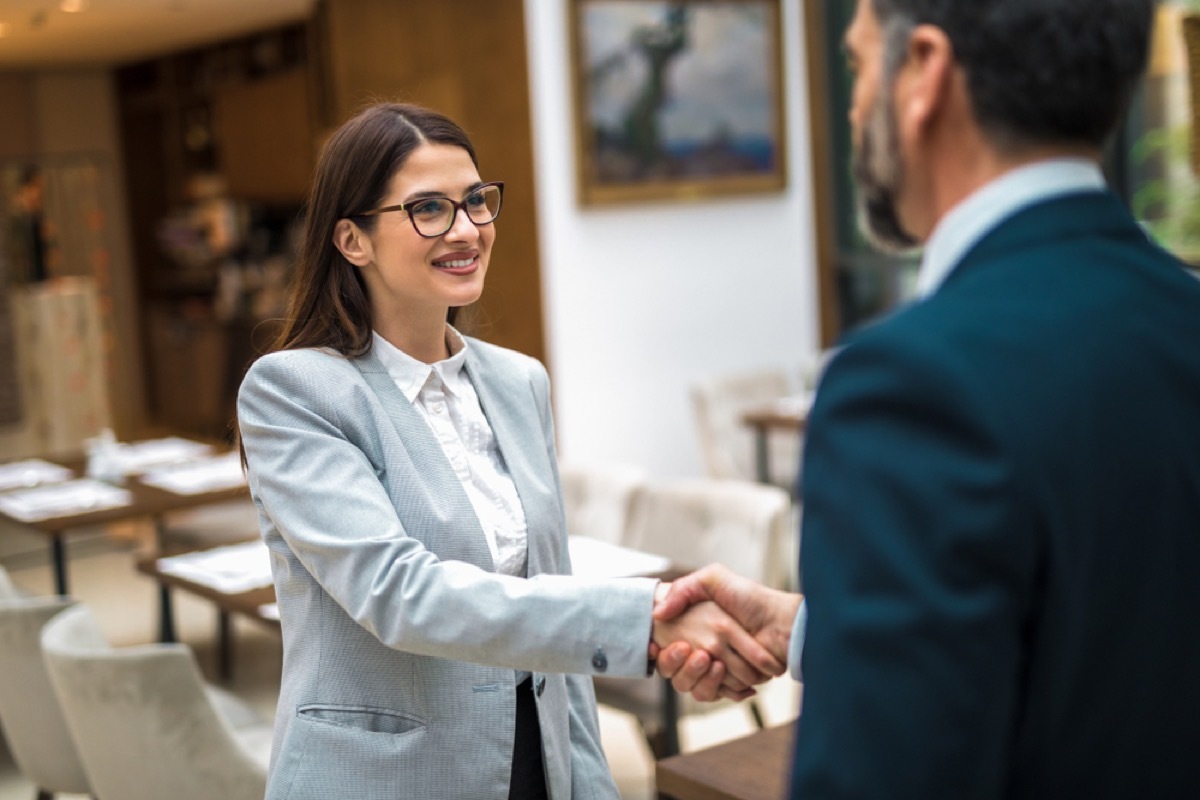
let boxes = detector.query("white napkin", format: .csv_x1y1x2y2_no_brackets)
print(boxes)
0,478,133,522
0,459,74,492
156,539,273,594
139,452,246,495
566,535,672,579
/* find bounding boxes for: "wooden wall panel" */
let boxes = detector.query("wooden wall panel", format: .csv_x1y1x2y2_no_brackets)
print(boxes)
316,0,546,365
213,69,314,203
0,74,36,160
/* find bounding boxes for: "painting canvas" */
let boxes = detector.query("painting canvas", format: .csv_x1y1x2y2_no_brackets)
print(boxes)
572,0,786,204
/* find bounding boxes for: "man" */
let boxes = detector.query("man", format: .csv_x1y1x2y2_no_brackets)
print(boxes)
656,0,1200,796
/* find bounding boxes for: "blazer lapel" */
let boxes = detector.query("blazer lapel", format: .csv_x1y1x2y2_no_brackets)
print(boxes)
353,348,439,452
351,349,493,568
465,344,559,577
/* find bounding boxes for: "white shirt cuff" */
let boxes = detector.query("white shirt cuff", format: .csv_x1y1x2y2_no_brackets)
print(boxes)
787,598,807,682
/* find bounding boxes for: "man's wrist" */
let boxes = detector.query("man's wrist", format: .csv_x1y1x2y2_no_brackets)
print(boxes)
654,580,671,606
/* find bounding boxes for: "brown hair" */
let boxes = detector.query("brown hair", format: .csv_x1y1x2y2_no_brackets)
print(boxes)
272,102,479,357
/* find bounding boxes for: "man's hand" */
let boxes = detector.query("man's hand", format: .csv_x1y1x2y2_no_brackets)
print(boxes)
653,564,802,701
650,596,784,694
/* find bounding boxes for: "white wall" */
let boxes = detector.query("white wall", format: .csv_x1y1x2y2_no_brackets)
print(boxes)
525,0,821,478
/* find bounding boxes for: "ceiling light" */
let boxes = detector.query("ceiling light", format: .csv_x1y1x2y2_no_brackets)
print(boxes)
60,0,90,12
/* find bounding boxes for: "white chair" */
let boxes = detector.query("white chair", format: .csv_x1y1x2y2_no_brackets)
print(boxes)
691,367,802,492
40,603,272,800
592,478,795,757
0,563,15,597
559,462,648,545
0,566,93,800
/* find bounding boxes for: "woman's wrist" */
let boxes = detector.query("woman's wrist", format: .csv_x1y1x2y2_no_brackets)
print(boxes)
647,581,672,674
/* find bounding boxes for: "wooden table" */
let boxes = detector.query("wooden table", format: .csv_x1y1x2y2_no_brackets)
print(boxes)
741,395,811,487
136,545,277,680
656,723,794,800
0,454,248,596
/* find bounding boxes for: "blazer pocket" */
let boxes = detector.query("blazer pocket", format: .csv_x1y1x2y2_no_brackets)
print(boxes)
275,704,431,797
297,703,427,737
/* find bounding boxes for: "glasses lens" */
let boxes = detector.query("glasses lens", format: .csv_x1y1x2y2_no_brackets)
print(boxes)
410,198,454,237
465,184,503,225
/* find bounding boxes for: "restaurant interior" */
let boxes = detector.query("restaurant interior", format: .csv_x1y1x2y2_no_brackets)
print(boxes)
0,1,1197,798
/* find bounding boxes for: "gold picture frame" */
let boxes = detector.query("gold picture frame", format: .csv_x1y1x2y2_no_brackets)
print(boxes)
570,0,787,205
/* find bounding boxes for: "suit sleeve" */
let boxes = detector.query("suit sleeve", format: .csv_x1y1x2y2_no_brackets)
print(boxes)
237,351,656,678
791,332,1039,799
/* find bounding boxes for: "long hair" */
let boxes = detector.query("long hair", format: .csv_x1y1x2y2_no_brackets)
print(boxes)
273,102,479,357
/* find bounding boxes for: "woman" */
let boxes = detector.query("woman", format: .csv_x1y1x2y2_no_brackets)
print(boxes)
237,103,777,800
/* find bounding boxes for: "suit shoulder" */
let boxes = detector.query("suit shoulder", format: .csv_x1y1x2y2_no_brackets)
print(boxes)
240,348,359,400
245,348,352,379
466,337,547,377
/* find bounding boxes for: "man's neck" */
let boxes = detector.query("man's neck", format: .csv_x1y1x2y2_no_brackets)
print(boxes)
917,138,1102,245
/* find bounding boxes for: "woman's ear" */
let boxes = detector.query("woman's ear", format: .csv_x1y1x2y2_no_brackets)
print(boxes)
333,218,373,267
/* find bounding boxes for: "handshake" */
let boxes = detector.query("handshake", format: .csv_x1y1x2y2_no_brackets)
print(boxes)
649,564,803,701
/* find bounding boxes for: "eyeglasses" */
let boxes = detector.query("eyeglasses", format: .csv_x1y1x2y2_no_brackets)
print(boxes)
356,181,504,238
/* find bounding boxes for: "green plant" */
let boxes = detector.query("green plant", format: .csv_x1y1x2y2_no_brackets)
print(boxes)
1131,124,1200,257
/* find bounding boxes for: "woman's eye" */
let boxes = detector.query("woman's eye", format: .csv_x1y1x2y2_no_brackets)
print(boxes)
465,191,487,208
411,199,447,218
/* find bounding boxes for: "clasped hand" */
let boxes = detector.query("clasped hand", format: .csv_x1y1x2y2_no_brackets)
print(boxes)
650,564,803,702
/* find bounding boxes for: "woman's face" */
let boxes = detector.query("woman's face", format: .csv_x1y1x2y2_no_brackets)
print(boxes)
355,142,494,326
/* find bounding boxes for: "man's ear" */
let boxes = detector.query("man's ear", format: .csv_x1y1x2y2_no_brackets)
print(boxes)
333,218,373,267
894,24,955,137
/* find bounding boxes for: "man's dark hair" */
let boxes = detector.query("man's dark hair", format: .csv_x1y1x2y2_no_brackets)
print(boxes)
871,0,1154,151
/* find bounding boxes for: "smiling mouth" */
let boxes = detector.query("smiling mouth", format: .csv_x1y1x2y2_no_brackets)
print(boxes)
434,257,476,269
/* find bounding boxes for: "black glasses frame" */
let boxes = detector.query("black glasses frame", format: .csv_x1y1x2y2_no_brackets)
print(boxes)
356,181,505,238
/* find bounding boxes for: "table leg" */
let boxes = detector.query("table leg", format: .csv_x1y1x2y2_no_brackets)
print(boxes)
50,535,68,595
159,585,177,643
217,610,233,682
152,516,177,644
753,426,771,486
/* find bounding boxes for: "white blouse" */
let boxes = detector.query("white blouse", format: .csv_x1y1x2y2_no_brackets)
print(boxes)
371,328,529,578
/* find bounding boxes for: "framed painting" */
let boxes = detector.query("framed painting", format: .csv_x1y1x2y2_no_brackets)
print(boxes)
570,0,787,205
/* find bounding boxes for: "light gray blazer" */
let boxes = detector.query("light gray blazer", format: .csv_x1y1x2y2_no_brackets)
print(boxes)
237,338,656,800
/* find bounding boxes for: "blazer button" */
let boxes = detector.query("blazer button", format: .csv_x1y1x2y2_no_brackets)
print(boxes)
591,648,608,673
536,676,546,697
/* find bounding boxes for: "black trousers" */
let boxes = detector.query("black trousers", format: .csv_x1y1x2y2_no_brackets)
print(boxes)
509,677,548,800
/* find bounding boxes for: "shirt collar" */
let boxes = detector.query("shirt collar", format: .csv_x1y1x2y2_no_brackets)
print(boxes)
915,158,1107,299
371,326,470,403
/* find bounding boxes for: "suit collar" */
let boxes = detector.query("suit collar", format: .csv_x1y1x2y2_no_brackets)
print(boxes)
368,327,469,403
918,159,1107,298
940,190,1147,292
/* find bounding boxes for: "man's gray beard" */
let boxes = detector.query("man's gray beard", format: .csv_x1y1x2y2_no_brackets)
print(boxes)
852,95,919,253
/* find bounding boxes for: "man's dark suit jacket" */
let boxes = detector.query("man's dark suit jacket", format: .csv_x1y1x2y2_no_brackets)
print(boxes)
792,190,1200,798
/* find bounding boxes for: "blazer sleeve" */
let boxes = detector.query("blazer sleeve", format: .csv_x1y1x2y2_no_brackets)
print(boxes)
237,350,657,678
791,331,1040,799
